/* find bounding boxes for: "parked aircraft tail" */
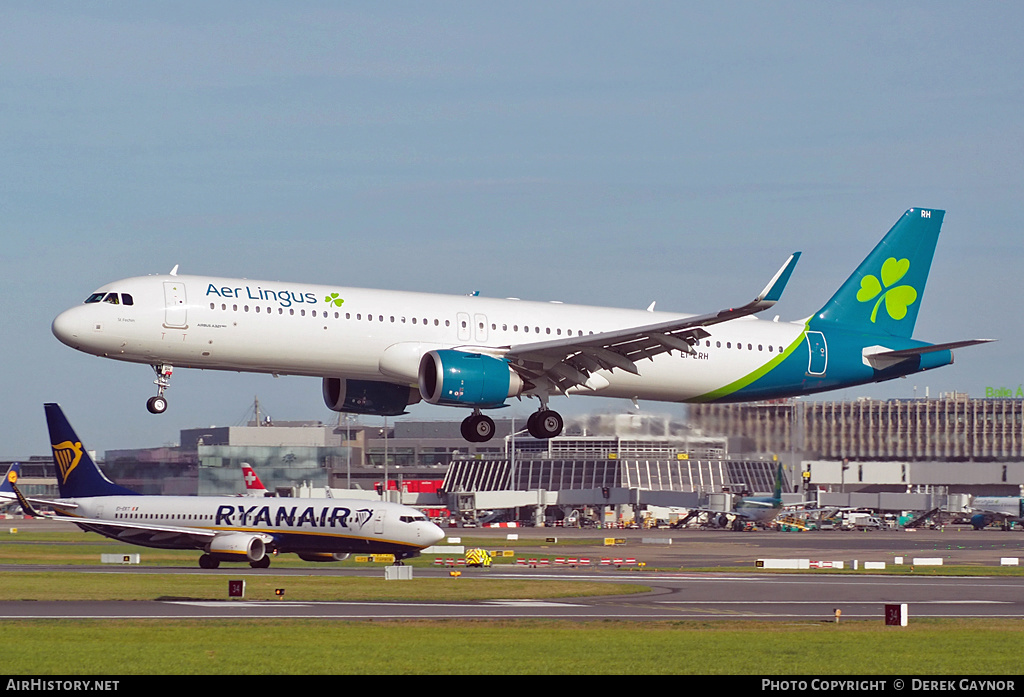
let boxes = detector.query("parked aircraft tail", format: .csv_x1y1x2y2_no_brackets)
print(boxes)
772,462,784,500
813,208,943,338
44,403,137,498
0,463,21,497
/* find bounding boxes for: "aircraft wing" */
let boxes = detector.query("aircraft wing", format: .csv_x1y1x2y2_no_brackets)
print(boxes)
739,500,777,508
501,253,800,394
7,481,229,548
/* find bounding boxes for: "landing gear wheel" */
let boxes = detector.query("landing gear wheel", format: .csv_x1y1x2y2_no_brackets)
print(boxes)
148,364,173,415
250,556,271,569
198,554,220,569
461,413,496,443
527,409,563,439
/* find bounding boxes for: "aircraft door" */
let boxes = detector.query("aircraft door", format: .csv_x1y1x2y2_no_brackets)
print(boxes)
372,509,386,535
474,314,488,343
163,281,188,328
805,331,827,375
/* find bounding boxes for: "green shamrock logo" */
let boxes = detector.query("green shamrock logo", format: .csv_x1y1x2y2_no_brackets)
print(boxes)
324,292,345,307
856,257,917,322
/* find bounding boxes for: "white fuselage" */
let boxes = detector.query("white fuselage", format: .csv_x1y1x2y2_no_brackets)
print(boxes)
52,274,807,404
59,494,445,555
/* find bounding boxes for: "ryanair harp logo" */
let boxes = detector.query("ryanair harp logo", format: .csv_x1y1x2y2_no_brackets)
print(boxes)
52,440,84,485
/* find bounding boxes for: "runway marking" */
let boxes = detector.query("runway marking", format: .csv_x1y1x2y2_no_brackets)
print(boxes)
163,599,585,608
8,610,1021,620
483,600,585,607
657,600,1011,604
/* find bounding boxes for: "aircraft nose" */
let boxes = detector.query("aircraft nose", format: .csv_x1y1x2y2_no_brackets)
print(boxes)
51,308,82,347
426,522,446,545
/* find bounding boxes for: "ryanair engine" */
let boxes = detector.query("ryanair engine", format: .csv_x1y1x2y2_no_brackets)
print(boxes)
322,377,420,416
418,350,524,407
207,532,268,562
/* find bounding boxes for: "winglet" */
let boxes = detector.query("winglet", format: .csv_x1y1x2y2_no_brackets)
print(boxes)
9,479,42,518
754,253,801,309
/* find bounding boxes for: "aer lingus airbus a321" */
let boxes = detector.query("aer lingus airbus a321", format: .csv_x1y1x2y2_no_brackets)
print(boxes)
52,209,989,442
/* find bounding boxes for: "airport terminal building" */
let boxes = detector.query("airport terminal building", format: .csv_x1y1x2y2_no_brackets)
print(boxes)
5,394,1022,524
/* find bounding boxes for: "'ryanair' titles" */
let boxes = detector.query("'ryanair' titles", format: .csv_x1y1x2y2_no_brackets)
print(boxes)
215,503,373,529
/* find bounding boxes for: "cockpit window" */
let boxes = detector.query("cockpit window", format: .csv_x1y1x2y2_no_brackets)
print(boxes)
85,292,133,305
399,514,428,524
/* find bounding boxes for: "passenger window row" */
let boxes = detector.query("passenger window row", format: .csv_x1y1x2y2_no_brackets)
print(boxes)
203,303,782,354
707,340,783,353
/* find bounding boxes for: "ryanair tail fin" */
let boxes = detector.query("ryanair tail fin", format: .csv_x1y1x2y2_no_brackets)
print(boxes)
813,208,943,338
44,403,137,498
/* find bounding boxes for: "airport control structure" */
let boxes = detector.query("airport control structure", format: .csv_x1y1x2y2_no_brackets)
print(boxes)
5,393,1024,530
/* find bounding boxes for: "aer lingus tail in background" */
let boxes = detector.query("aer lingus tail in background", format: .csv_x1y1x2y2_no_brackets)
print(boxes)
52,207,992,442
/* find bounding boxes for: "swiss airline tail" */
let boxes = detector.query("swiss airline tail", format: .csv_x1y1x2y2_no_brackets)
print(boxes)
241,463,269,496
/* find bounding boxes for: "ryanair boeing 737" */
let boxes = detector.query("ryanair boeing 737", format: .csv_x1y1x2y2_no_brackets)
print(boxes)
5,404,445,569
52,209,989,442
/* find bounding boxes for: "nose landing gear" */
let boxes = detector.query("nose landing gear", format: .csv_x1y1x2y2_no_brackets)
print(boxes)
147,364,173,414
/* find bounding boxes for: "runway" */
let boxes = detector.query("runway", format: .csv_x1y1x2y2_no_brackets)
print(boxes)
3,567,1023,622
3,522,1022,622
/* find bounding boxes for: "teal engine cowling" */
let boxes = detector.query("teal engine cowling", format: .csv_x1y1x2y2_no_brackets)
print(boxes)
418,350,524,407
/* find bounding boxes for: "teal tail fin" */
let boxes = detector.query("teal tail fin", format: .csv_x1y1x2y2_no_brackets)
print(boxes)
813,208,943,338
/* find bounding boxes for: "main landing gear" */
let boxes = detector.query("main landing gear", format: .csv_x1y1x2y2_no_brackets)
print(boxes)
147,364,173,414
527,409,563,439
460,408,565,443
197,554,272,569
461,411,496,443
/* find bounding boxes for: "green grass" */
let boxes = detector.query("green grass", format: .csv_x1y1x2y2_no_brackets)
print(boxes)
1,618,1021,674
2,533,1022,675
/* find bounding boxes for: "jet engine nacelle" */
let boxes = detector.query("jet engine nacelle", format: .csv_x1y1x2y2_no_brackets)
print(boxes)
297,552,351,562
418,349,524,407
207,533,267,562
322,377,420,416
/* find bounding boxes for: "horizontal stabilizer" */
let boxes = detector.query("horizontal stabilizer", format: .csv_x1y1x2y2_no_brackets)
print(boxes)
868,339,993,359
863,339,993,370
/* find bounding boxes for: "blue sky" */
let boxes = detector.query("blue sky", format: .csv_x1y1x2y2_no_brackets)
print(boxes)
2,2,1021,455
